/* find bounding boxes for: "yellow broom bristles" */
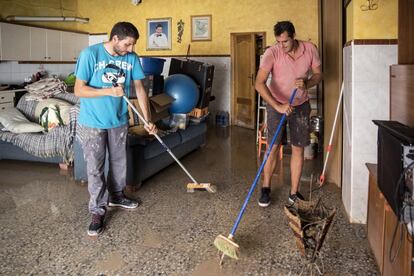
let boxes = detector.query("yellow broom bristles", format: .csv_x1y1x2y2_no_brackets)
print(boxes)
214,234,240,260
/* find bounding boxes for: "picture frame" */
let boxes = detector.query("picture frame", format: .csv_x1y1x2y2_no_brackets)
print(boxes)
146,17,172,50
191,15,212,41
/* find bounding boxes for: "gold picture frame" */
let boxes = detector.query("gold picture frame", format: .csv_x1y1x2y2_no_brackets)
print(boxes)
191,15,212,41
146,17,172,50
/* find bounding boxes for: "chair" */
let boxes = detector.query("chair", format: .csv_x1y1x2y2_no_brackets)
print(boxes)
257,123,283,160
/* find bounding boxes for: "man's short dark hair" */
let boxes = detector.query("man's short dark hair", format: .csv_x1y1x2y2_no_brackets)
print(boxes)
156,24,163,29
273,21,295,38
110,22,139,40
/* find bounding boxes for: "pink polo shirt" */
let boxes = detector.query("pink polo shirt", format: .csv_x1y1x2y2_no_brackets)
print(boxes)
260,40,321,106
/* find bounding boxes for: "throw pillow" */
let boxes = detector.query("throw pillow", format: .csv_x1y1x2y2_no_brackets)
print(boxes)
39,104,64,131
34,98,72,125
0,107,44,133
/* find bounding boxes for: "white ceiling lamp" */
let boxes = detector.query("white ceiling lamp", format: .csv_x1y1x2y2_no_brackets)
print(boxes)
5,16,89,23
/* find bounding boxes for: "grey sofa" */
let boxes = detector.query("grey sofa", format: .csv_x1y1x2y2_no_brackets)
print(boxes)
0,92,208,189
0,92,79,165
74,122,207,189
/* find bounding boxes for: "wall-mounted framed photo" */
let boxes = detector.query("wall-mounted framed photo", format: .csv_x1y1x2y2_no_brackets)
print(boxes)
147,17,172,50
191,15,212,41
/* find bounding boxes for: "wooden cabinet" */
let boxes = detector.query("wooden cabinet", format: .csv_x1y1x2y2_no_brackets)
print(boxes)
46,29,61,61
0,89,25,110
367,163,386,274
390,65,414,127
31,27,82,62
61,31,88,62
29,27,47,61
383,201,413,276
367,163,413,275
0,91,15,110
0,23,30,61
398,0,414,64
0,22,87,62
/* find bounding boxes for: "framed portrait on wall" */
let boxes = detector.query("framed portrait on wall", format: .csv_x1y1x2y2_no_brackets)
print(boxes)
191,15,212,41
147,18,172,50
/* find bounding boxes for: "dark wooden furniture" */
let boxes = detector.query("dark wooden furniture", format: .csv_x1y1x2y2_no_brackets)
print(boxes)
367,163,413,275
398,0,414,64
367,163,386,274
390,65,414,127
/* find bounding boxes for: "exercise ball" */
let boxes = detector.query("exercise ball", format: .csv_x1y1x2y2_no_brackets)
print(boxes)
164,74,199,113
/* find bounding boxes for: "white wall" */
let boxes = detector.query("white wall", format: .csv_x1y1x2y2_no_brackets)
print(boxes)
342,42,397,223
0,61,75,84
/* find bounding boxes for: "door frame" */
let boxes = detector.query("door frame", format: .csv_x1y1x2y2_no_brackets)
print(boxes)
230,31,266,127
320,0,343,186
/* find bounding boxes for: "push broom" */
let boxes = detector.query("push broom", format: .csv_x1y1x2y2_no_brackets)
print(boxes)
214,89,297,261
318,82,344,186
106,63,215,193
123,96,216,193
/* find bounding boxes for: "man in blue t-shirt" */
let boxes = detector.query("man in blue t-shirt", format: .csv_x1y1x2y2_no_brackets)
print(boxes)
74,22,157,237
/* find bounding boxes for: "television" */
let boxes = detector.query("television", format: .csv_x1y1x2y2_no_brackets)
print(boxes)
373,120,414,217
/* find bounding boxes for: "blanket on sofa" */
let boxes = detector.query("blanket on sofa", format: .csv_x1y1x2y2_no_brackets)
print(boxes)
0,93,79,164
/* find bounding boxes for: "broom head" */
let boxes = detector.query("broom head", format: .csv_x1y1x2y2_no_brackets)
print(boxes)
187,183,217,193
214,234,240,260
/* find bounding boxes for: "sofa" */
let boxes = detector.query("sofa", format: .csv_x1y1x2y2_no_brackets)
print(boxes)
0,91,208,189
0,92,79,165
74,122,207,189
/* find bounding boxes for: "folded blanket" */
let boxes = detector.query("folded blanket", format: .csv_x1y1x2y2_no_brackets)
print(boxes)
24,78,67,101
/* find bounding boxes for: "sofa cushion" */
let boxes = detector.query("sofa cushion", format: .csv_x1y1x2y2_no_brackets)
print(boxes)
16,92,79,121
0,108,44,133
143,132,181,159
34,98,72,125
178,123,207,143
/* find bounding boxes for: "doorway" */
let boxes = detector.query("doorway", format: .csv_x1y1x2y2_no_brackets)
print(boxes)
231,32,266,129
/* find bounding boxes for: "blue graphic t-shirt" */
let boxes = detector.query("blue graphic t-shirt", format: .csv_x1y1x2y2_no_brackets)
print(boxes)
75,43,145,129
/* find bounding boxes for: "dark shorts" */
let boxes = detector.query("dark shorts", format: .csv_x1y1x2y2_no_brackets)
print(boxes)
266,101,311,147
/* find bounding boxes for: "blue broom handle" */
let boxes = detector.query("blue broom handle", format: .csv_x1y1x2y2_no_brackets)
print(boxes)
230,89,297,236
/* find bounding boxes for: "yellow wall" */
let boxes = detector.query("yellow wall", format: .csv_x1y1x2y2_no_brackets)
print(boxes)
346,0,398,41
0,0,319,56
76,0,319,56
0,0,80,31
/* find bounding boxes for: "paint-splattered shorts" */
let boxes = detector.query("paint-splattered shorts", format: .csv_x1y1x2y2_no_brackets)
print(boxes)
266,101,311,147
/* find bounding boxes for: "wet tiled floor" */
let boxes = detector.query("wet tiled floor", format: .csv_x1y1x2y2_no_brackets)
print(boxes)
0,126,379,275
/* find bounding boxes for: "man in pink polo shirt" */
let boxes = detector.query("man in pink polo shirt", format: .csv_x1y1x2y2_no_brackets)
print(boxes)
255,21,322,207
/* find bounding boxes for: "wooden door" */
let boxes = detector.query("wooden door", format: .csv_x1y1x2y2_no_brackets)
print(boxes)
231,33,256,129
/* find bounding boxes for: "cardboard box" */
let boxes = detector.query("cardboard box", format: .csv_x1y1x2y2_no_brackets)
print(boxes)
127,93,174,126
